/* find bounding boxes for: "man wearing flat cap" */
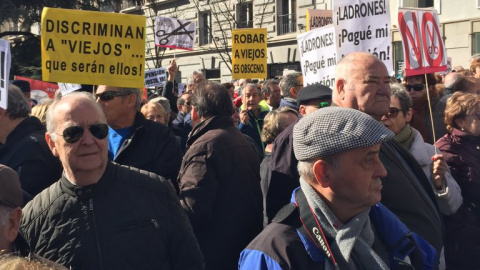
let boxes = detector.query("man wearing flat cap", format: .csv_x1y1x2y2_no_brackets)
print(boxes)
10,80,32,106
265,83,332,224
239,107,437,269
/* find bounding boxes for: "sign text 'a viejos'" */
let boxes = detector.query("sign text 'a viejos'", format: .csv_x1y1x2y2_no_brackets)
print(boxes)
41,8,146,88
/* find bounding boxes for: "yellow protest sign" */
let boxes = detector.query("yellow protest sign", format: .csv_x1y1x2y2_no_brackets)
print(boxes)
41,8,146,88
232,28,267,79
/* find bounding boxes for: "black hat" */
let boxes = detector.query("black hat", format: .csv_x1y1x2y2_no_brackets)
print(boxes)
11,80,31,93
297,83,332,106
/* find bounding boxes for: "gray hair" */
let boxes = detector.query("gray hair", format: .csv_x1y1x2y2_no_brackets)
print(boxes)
187,70,203,85
46,91,104,141
261,79,279,96
0,205,12,226
240,83,261,97
279,72,301,98
123,88,142,111
6,85,30,120
390,83,412,115
297,155,339,182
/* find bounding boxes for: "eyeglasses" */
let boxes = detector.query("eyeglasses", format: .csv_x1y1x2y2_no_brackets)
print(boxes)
404,84,425,92
384,107,400,119
183,102,192,106
56,123,109,144
95,91,131,101
317,101,331,109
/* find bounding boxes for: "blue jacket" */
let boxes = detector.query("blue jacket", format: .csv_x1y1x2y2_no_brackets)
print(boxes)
239,189,438,270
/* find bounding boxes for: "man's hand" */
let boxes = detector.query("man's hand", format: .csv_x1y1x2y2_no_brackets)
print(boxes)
431,154,447,190
240,109,250,125
168,59,178,82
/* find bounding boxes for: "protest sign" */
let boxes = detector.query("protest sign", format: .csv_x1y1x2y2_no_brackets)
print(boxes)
58,82,82,96
178,83,186,95
297,24,337,87
41,8,146,88
155,17,196,51
232,28,267,79
306,10,333,31
334,0,393,74
144,68,167,87
14,76,58,100
398,8,447,76
0,40,11,109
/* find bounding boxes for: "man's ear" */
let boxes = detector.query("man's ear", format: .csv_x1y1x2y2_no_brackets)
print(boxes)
191,106,198,122
45,133,59,157
6,208,21,243
335,79,346,101
289,87,297,99
127,94,137,108
177,104,183,111
299,105,307,116
405,108,413,122
312,159,331,188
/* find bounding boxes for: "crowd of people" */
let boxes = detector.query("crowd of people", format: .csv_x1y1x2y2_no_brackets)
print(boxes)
0,51,480,269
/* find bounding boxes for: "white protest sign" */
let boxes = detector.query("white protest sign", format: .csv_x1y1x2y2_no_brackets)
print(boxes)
398,8,447,76
334,0,393,74
57,82,82,95
297,24,337,87
0,40,11,110
178,83,186,95
155,17,196,51
144,68,167,87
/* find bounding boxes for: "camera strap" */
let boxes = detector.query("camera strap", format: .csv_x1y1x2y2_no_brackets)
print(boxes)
294,189,340,269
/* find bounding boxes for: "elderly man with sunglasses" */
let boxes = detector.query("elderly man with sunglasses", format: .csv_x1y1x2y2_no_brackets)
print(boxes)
95,85,182,194
403,73,448,145
20,92,205,270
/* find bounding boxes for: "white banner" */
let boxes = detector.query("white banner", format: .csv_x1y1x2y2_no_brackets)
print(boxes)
0,40,11,110
154,17,196,51
144,68,167,87
297,24,337,87
334,0,393,74
57,82,82,96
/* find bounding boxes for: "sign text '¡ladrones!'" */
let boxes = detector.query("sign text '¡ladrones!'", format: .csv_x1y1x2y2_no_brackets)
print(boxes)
45,19,144,39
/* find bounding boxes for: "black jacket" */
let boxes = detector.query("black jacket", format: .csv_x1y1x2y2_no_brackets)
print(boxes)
179,115,263,270
21,162,205,270
0,116,62,196
113,112,182,191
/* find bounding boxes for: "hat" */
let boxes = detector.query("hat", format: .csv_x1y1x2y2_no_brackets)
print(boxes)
11,80,31,93
150,97,171,113
0,165,23,208
297,83,332,106
293,107,394,161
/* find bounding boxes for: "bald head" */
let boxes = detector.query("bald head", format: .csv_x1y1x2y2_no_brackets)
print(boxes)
333,52,391,120
444,72,461,89
46,92,105,137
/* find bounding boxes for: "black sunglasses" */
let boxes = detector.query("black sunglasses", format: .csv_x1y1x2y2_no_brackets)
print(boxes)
57,123,109,144
404,84,425,92
384,107,400,119
95,91,131,101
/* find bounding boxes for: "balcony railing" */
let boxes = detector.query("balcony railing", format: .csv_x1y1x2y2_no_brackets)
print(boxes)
277,14,296,35
237,20,253,29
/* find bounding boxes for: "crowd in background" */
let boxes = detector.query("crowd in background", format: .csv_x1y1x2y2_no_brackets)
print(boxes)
0,52,480,269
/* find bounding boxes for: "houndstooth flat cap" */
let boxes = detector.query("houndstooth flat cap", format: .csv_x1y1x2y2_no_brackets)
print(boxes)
293,107,394,161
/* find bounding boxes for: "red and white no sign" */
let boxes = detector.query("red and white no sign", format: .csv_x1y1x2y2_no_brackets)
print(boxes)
398,8,447,77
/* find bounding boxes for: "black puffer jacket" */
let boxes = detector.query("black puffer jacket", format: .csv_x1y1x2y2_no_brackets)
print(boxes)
0,116,62,196
113,112,182,191
20,162,204,270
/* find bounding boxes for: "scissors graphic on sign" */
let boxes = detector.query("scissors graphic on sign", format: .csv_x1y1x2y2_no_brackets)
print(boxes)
156,20,195,45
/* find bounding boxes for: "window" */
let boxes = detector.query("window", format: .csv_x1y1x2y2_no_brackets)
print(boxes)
236,2,253,28
472,33,480,55
198,11,212,45
400,0,433,8
277,0,296,35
